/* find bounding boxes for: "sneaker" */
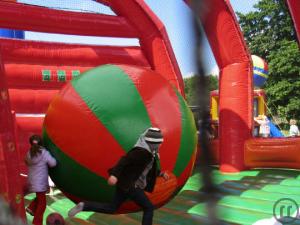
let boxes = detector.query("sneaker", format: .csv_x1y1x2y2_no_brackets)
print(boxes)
68,202,84,217
26,207,34,216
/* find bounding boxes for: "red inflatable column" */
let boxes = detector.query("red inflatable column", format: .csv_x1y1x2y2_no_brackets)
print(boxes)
219,62,252,172
0,54,25,217
200,0,253,172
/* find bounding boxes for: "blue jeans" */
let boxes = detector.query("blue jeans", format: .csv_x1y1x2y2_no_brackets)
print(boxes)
83,187,154,225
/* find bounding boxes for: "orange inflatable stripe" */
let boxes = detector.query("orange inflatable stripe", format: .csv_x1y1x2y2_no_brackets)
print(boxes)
44,84,126,178
118,173,178,213
244,137,300,169
120,65,182,172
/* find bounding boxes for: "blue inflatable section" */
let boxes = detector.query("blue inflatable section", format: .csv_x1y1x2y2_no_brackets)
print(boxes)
254,74,267,87
0,29,24,39
269,119,284,137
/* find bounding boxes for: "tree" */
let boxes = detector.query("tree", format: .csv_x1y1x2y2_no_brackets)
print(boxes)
184,74,218,106
236,0,300,122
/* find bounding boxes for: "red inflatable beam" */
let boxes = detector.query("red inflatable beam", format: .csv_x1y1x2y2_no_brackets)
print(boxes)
286,0,300,45
5,64,92,89
0,56,24,216
0,1,139,38
105,0,185,95
0,38,150,68
9,89,59,114
186,0,253,172
15,115,44,155
15,115,44,134
245,138,300,169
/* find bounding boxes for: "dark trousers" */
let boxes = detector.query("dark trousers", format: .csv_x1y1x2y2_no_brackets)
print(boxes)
83,187,154,225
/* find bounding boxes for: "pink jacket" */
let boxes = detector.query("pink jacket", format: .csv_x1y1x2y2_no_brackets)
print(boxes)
26,148,57,193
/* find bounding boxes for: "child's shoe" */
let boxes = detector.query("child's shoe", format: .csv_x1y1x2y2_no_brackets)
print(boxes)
68,202,84,217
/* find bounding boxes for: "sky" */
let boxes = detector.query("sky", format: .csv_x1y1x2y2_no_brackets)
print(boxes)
19,0,260,77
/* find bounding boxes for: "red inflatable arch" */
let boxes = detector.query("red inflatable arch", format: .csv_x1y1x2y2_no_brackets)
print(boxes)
186,0,300,173
1,0,300,219
0,0,183,217
186,0,253,172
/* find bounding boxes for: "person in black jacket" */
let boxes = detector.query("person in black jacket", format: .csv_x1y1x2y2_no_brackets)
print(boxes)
68,127,169,225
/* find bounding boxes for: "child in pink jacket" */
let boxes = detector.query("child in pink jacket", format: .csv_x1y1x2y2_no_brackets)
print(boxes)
25,134,57,225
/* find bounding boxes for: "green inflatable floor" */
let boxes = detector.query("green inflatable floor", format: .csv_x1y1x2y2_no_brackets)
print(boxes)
25,167,300,225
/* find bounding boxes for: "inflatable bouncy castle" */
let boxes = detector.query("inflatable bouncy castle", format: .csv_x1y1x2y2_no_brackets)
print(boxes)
0,0,300,224
0,0,198,217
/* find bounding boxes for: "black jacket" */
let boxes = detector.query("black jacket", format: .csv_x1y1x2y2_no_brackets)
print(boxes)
108,147,159,193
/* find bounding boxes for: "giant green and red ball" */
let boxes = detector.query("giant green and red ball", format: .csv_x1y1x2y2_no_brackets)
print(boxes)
43,64,197,212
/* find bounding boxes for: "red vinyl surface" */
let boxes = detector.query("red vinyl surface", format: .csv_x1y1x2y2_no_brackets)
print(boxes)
1,0,299,219
286,0,300,45
186,0,253,172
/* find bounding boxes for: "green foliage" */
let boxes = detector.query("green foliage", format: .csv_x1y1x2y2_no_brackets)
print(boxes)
237,0,300,121
184,74,218,105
